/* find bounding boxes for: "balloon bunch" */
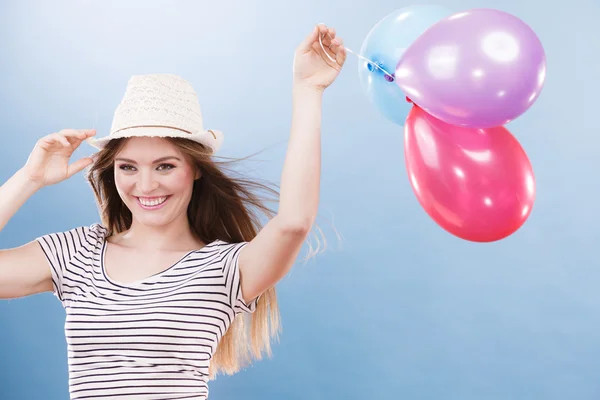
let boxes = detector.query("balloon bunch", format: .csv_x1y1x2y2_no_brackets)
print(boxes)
357,6,546,242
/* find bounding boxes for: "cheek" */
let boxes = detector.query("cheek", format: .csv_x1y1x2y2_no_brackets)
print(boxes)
114,174,135,196
166,168,196,195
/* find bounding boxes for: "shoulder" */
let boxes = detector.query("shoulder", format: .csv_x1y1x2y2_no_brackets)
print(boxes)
213,240,247,256
212,240,248,271
86,223,109,241
181,240,243,275
67,223,109,243
191,240,247,267
37,223,108,249
196,239,246,253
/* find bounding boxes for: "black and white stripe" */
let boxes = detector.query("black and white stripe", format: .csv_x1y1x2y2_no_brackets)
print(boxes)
37,224,257,400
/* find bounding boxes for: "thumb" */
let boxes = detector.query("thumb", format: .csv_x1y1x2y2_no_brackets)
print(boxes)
298,25,320,52
67,157,94,178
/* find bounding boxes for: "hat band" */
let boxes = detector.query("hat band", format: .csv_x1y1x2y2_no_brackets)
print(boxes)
112,125,217,139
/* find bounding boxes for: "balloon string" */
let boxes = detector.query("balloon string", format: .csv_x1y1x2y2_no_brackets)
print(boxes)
318,32,395,81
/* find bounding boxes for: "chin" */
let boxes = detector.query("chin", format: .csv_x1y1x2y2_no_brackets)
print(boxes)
132,214,169,227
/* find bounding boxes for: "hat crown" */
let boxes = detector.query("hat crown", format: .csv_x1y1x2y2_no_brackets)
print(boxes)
110,74,205,135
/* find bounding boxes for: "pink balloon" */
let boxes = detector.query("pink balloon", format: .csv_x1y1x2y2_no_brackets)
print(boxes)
404,105,535,242
395,8,547,129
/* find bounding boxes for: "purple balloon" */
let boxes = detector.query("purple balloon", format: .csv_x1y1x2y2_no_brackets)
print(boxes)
395,9,547,128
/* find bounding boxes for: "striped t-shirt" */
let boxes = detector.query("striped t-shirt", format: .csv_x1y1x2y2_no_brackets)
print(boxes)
37,223,258,400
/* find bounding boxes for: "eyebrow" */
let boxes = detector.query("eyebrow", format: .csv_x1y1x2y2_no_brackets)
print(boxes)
114,156,181,164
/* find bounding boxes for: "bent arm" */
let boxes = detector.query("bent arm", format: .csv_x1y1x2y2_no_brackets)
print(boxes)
0,241,53,299
238,85,323,302
0,168,52,299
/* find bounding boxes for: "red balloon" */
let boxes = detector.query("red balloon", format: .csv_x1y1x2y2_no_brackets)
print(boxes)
404,105,535,242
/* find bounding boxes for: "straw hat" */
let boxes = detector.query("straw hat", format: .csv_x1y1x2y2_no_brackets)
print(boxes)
87,73,223,153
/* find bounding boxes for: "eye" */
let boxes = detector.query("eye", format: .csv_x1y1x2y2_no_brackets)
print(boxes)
157,163,175,171
118,164,136,171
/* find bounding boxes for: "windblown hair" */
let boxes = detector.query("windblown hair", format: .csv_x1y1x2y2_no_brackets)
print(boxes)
84,137,324,379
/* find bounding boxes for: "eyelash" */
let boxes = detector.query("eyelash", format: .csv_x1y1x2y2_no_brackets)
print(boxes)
118,163,176,172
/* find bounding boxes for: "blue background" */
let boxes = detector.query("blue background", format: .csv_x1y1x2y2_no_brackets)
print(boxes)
1,0,599,399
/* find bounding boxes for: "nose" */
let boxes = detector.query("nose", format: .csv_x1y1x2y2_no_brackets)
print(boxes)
137,170,160,194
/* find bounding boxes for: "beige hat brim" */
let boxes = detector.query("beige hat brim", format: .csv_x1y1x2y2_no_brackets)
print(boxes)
86,126,224,153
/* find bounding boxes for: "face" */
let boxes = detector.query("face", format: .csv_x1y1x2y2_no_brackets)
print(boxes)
113,137,200,228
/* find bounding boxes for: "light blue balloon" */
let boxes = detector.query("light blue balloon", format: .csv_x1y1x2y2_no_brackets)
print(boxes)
358,5,454,126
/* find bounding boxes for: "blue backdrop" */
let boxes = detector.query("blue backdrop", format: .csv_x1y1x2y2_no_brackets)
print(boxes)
1,0,599,399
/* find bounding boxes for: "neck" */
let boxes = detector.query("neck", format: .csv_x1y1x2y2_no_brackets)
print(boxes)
118,214,202,252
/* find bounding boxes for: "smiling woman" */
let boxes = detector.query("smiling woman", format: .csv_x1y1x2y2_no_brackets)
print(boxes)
0,23,346,400
110,138,202,226
78,132,285,394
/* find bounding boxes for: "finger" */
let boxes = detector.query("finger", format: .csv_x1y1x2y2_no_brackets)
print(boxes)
319,27,334,48
67,157,94,178
327,27,336,42
58,130,95,149
58,129,96,140
320,28,336,51
299,25,320,52
64,130,95,147
313,40,336,64
321,35,333,49
328,36,343,52
335,39,347,66
74,129,97,146
43,132,70,148
317,24,336,50
56,133,71,147
315,31,337,63
37,134,59,152
316,23,329,38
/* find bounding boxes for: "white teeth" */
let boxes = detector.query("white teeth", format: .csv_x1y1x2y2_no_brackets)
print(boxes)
138,196,167,207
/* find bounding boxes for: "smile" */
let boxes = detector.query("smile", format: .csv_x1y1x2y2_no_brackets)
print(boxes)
136,196,170,210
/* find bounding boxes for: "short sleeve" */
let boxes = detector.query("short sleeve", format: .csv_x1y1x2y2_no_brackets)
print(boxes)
36,224,105,303
220,242,260,315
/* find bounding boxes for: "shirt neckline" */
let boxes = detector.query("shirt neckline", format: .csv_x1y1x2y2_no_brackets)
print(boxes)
99,238,222,289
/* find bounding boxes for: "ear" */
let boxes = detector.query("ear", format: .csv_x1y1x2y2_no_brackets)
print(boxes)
194,167,202,180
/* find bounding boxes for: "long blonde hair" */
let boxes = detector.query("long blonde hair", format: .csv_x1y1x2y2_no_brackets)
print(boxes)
85,137,324,379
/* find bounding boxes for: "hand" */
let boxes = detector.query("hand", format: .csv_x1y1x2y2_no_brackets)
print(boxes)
293,24,346,92
22,129,97,187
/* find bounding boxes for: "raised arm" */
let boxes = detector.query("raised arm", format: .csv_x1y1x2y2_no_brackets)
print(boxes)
238,24,346,302
0,129,95,299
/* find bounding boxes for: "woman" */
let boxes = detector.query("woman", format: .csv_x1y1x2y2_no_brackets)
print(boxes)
0,24,346,399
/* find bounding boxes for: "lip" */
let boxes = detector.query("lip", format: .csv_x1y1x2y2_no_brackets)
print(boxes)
135,195,171,210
